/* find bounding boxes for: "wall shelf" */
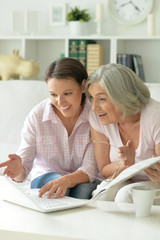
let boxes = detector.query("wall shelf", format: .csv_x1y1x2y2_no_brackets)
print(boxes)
0,35,159,82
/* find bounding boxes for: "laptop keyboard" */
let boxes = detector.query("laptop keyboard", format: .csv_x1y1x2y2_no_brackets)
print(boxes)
21,186,86,210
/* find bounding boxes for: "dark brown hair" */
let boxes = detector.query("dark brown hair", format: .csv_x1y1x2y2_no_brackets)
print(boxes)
45,57,88,105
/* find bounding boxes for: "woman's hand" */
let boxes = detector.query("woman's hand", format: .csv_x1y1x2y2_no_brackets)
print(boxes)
117,140,135,168
144,163,160,185
38,175,71,199
0,154,25,181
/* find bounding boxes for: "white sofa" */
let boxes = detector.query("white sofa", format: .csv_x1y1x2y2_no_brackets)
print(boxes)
0,80,49,174
0,80,160,175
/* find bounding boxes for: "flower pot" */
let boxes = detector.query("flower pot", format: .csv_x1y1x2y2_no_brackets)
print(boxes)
68,21,86,36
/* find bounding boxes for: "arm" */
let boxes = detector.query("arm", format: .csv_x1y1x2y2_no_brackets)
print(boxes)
0,110,37,182
91,127,135,179
144,142,160,185
91,126,123,179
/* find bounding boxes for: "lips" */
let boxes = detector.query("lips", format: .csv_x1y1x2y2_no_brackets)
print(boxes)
61,105,71,111
99,113,107,118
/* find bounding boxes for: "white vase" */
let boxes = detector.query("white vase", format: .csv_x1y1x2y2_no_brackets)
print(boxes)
68,21,86,36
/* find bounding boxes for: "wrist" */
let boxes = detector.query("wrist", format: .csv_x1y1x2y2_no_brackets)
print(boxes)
63,175,72,187
13,167,26,182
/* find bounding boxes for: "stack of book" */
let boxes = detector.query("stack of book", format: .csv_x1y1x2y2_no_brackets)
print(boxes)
69,39,96,68
87,44,103,76
117,53,145,82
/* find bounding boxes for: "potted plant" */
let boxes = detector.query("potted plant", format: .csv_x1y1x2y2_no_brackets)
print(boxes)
66,6,91,35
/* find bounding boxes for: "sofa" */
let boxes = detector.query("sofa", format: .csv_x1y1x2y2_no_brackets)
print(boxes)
0,80,49,175
0,80,160,176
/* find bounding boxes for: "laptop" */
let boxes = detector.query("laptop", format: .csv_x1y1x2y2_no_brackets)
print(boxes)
0,176,89,213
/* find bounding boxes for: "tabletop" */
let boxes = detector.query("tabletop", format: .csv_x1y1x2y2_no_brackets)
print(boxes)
0,196,160,240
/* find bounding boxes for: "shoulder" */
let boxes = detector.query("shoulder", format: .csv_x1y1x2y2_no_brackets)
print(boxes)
141,99,160,132
80,100,92,121
142,99,160,117
84,100,92,111
89,109,99,126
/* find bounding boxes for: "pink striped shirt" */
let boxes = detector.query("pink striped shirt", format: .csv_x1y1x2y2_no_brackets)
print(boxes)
17,99,97,182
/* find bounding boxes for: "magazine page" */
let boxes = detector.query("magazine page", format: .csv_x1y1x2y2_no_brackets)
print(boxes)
91,156,160,201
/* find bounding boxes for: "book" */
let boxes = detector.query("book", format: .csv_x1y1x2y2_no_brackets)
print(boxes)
78,40,96,68
69,40,79,60
69,40,96,68
87,44,103,75
132,54,145,82
117,53,134,70
91,156,160,201
117,53,145,82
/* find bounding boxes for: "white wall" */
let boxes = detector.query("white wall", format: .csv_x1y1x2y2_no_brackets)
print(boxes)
0,0,160,36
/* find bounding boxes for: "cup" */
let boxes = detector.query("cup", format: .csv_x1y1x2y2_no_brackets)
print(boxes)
131,186,160,217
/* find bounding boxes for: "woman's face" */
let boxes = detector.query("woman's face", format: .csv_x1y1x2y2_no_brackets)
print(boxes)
47,77,85,119
88,82,123,125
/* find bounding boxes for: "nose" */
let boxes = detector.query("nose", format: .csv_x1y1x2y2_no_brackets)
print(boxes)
57,96,64,105
91,99,99,111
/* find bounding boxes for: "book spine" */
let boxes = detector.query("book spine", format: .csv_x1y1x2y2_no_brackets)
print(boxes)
132,54,145,82
137,55,145,82
126,54,134,71
78,40,97,68
122,54,127,65
87,44,103,75
78,40,87,68
69,40,79,60
117,53,122,64
132,54,145,81
117,53,134,71
132,55,139,76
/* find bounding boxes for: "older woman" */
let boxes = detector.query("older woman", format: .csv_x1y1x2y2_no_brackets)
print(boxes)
85,63,160,204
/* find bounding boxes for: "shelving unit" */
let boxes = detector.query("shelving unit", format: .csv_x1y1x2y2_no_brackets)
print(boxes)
0,35,159,83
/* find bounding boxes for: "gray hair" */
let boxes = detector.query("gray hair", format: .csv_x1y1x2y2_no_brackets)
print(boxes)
85,63,150,118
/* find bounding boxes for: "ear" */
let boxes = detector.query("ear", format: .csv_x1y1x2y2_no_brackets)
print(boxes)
81,79,86,93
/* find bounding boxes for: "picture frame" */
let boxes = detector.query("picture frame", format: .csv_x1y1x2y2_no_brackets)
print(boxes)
12,11,26,35
50,3,66,26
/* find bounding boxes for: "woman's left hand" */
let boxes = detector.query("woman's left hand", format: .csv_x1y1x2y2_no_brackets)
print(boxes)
144,163,160,185
38,176,71,199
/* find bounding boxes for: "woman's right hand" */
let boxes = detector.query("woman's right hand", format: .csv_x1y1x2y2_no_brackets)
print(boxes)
117,140,135,168
0,154,25,181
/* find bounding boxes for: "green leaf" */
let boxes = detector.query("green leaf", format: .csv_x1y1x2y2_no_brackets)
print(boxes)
66,6,91,22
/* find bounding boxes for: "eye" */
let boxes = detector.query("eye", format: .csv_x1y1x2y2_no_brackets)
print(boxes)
99,97,106,102
50,93,57,97
64,92,72,96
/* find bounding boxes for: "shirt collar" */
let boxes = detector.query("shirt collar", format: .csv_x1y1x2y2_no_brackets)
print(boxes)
42,99,57,123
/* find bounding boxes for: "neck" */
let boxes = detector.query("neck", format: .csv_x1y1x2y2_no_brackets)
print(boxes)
53,105,84,136
118,112,140,127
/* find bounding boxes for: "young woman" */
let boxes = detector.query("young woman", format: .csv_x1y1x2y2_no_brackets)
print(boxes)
85,63,160,204
0,58,98,199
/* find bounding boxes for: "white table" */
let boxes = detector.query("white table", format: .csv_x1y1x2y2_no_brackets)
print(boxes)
0,196,160,240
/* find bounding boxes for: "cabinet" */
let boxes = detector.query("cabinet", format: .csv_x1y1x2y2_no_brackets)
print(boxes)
0,35,160,83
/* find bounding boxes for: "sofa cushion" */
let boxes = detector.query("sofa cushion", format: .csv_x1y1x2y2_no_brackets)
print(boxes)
0,80,48,174
0,81,159,175
145,83,160,102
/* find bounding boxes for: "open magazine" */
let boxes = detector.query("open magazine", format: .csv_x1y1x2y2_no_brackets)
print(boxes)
91,156,160,201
